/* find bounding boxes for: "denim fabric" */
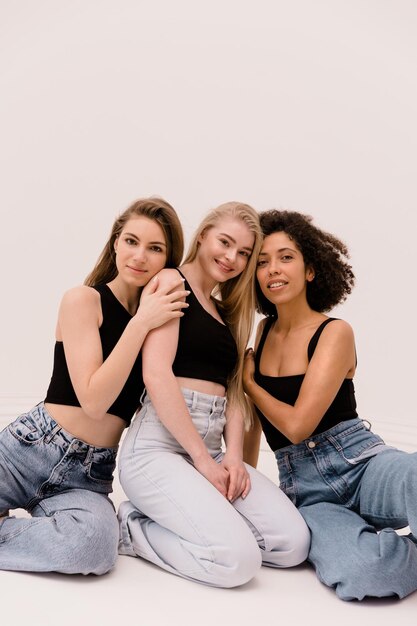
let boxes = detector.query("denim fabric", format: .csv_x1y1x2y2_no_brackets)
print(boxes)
118,388,310,588
275,418,417,600
0,403,119,574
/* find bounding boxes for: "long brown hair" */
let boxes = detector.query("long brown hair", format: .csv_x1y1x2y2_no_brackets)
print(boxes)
85,197,184,286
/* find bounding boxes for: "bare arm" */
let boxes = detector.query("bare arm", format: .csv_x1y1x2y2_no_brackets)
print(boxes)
243,319,356,444
59,272,189,420
220,403,251,501
142,270,230,497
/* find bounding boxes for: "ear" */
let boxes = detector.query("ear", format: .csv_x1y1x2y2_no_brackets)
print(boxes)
114,235,119,254
198,227,208,244
306,266,315,282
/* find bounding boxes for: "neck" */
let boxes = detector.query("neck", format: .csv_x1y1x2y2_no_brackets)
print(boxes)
180,262,218,299
106,277,141,315
274,300,320,333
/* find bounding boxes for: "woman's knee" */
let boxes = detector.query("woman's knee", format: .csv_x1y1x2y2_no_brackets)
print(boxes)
209,532,262,588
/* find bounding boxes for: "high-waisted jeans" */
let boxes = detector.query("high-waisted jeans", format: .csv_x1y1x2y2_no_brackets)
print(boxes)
118,388,310,588
0,403,119,574
276,418,417,600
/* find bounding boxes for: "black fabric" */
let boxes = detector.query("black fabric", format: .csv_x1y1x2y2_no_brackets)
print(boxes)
172,270,238,388
45,284,143,424
254,317,358,451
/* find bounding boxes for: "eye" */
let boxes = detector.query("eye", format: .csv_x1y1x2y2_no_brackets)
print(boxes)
219,238,230,247
125,238,137,245
239,250,250,258
257,259,267,267
150,245,164,253
281,255,293,261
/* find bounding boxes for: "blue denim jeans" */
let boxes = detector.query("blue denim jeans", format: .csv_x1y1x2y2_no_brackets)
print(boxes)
118,388,310,588
276,418,417,600
0,403,119,574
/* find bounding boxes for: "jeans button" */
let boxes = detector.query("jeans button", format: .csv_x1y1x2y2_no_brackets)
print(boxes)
307,441,316,449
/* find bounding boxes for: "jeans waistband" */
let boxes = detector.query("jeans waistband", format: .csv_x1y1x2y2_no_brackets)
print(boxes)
275,418,369,461
36,402,118,453
141,387,227,413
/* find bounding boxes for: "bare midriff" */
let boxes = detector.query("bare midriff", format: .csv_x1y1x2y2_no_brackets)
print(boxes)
175,377,226,398
44,403,126,448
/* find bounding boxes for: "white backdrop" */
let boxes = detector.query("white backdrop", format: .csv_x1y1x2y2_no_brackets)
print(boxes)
1,0,416,448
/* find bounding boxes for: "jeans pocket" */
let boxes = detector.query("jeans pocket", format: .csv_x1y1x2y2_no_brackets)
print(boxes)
8,412,46,445
87,449,117,484
328,429,387,466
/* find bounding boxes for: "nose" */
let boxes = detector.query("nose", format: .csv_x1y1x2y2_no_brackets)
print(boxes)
268,262,281,276
225,248,237,263
133,245,147,263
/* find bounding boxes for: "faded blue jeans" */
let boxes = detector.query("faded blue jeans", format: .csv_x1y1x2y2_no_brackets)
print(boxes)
0,403,119,574
119,388,310,588
276,418,417,600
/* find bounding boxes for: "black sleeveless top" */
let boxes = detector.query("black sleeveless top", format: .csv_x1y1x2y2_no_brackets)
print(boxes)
254,317,358,451
171,270,238,388
45,284,143,424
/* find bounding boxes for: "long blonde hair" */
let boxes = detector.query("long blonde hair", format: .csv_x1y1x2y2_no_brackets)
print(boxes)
183,202,262,428
85,197,184,286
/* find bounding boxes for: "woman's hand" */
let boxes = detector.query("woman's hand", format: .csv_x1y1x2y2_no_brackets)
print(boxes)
220,455,251,502
194,455,230,498
243,348,256,394
136,275,189,332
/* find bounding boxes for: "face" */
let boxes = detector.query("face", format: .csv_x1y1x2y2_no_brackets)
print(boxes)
256,231,314,306
198,217,255,283
114,216,167,287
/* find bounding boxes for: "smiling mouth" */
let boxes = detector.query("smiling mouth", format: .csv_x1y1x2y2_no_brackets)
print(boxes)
215,259,234,273
128,266,147,273
268,281,287,289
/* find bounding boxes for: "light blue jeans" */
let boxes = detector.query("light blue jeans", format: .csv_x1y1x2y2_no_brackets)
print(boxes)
118,388,310,588
0,403,119,574
276,418,417,600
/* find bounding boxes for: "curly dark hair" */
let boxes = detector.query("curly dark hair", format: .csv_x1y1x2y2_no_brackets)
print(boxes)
256,210,355,316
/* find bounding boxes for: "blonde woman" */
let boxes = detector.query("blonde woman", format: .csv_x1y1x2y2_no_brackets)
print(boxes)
118,202,310,587
0,197,187,575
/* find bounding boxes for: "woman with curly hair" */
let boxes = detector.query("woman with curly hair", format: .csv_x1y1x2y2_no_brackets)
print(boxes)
118,202,310,587
243,209,417,601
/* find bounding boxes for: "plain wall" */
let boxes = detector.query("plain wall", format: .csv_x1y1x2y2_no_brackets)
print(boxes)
1,0,416,446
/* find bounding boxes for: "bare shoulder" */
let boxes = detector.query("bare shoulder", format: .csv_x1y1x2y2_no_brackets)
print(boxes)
320,318,355,346
154,268,184,289
59,285,101,317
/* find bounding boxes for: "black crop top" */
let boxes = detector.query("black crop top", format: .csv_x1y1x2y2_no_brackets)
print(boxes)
171,270,238,388
45,284,143,424
254,317,358,451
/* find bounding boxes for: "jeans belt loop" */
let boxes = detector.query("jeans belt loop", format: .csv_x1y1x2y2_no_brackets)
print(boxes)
84,446,94,466
44,423,62,444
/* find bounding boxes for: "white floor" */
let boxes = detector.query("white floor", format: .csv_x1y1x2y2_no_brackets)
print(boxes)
2,448,417,626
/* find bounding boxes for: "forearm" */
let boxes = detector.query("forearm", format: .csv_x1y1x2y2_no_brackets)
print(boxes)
245,378,311,444
144,371,212,463
223,404,245,459
80,319,149,419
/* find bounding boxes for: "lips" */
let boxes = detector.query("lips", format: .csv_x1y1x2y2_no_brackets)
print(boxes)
127,265,147,274
215,259,234,273
267,280,287,289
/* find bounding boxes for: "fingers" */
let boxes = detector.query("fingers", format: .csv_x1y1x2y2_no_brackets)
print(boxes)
241,475,251,499
226,468,250,502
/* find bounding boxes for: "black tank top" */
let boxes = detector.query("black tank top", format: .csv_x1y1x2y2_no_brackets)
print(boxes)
254,317,358,450
45,284,143,424
171,270,238,388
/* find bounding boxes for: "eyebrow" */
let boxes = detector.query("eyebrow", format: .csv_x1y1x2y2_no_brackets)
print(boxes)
258,246,298,256
124,232,167,247
219,232,253,252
